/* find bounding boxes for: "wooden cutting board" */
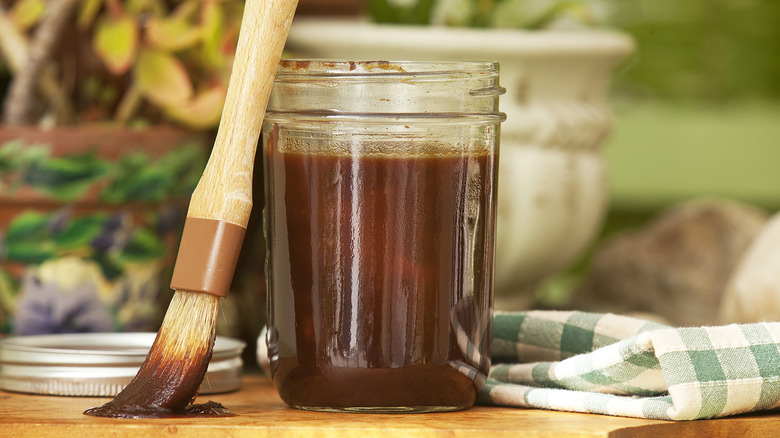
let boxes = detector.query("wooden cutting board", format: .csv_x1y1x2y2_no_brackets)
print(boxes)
2,374,779,437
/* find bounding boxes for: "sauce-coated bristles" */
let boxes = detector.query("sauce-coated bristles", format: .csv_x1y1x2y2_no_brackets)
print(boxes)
84,290,220,418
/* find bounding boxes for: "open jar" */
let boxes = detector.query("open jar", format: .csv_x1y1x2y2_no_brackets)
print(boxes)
262,60,505,413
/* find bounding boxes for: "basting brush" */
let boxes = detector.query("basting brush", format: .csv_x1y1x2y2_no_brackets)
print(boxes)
84,0,299,418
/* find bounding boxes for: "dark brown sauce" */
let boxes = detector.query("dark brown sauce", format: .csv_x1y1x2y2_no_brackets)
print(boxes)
84,400,234,419
82,324,229,419
264,145,495,410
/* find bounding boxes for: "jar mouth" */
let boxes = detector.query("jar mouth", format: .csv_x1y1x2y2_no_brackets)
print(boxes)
269,59,506,116
277,59,502,79
264,112,507,124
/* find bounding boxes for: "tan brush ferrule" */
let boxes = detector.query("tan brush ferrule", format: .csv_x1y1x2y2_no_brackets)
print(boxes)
170,217,246,298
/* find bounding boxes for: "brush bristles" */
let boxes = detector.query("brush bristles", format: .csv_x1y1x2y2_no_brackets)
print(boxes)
152,291,220,362
84,290,220,418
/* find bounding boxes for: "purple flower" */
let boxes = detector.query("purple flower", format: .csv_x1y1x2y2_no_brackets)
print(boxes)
14,269,114,335
47,208,72,234
91,211,131,254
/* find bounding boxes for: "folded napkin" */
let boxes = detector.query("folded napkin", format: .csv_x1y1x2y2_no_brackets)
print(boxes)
481,311,780,420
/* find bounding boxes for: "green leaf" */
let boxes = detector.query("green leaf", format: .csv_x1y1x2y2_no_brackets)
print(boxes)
367,0,437,25
115,228,166,264
101,152,170,203
3,212,57,264
100,145,203,202
158,143,206,197
163,86,225,129
100,152,147,203
107,168,171,203
0,268,20,323
23,152,110,202
77,0,103,30
3,243,58,264
0,139,25,175
3,211,62,263
145,16,202,51
4,211,49,243
5,242,57,265
134,49,193,107
161,143,206,177
91,254,124,280
52,216,108,250
200,0,225,67
10,0,45,30
157,143,206,197
125,0,166,16
0,139,49,178
93,14,139,75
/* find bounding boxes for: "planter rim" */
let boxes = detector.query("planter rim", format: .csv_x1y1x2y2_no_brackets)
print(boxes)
0,124,206,158
0,124,201,136
288,17,635,60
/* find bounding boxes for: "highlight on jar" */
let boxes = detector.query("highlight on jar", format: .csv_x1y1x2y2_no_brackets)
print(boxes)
259,60,506,413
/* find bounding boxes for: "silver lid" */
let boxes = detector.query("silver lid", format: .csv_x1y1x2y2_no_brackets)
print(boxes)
0,332,246,397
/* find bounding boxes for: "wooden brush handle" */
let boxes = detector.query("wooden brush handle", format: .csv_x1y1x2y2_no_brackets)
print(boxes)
187,0,298,226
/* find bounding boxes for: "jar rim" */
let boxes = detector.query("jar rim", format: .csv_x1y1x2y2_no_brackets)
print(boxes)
276,59,501,78
264,112,506,124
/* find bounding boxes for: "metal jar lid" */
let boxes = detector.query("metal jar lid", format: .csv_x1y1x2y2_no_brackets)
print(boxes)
0,332,246,397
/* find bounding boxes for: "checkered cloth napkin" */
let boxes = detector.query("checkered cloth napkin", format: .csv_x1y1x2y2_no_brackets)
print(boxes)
480,311,780,420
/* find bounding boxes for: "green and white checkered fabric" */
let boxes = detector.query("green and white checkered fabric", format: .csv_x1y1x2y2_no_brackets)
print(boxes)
479,311,780,421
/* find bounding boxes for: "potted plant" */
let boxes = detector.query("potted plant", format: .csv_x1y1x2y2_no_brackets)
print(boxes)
0,0,244,335
284,0,634,309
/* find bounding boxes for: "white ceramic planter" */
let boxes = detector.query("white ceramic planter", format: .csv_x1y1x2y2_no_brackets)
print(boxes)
285,18,634,309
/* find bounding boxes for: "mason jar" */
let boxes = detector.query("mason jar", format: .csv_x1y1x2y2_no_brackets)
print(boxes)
262,60,505,413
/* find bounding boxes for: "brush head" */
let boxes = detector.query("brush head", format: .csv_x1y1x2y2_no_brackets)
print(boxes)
84,291,221,418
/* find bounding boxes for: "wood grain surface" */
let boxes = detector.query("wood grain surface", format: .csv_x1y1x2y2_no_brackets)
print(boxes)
2,375,780,437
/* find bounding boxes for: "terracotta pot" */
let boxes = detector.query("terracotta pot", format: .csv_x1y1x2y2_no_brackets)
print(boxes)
0,126,208,335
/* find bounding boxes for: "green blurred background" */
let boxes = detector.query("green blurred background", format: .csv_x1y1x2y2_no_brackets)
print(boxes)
605,0,780,212
496,0,780,306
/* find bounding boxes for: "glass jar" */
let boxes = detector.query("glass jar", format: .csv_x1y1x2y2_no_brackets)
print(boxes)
262,60,505,413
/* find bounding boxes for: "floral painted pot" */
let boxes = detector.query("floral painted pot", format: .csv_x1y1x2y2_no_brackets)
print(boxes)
285,19,633,309
0,126,207,335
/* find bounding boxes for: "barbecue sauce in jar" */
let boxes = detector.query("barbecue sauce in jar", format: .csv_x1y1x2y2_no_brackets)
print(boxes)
262,60,504,413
